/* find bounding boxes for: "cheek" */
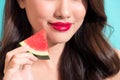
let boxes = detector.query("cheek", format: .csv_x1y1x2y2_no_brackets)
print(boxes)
72,3,87,22
75,10,86,22
25,3,54,20
24,2,55,32
71,3,87,33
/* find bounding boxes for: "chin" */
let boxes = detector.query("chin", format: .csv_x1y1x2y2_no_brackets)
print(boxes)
48,36,71,45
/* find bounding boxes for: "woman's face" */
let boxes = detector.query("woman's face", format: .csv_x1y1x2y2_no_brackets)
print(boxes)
18,0,87,45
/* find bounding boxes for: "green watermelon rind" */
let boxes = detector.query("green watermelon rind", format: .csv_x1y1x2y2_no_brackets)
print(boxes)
20,41,50,59
33,54,50,60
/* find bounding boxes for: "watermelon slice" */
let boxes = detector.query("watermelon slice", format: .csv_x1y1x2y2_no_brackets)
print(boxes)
20,29,50,59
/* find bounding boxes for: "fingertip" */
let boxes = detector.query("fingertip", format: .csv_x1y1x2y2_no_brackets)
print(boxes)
27,53,38,62
33,56,38,61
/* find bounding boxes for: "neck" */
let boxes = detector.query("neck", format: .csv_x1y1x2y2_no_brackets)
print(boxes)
48,43,65,67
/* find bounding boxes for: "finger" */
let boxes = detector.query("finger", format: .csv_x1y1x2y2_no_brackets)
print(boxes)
21,64,34,80
21,64,32,71
5,46,29,64
4,60,36,80
4,47,30,72
4,60,31,80
10,52,38,62
4,57,33,74
4,52,38,73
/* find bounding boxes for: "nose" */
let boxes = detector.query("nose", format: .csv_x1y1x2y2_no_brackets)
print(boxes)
54,1,71,19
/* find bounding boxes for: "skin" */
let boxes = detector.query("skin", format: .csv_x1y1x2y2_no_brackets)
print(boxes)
3,0,87,80
18,0,87,45
3,0,120,80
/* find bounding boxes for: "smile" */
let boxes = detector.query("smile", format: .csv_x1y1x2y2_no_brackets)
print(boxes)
49,22,72,32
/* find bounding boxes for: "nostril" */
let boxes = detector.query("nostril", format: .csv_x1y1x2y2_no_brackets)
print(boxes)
56,16,67,19
54,11,71,19
54,2,71,19
55,15,70,19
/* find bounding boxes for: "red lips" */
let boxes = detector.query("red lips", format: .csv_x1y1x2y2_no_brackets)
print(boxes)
49,22,72,32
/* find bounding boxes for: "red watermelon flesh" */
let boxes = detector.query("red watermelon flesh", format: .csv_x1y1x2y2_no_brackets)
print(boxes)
20,29,50,59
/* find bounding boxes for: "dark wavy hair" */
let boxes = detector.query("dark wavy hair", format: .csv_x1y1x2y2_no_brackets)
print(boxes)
0,0,120,80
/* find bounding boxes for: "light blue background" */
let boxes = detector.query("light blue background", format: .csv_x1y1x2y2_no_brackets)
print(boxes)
104,0,120,49
0,0,120,49
0,0,5,40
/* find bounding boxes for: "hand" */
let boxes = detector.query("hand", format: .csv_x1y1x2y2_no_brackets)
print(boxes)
3,47,38,80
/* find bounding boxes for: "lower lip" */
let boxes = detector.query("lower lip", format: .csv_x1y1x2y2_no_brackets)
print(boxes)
49,22,72,32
